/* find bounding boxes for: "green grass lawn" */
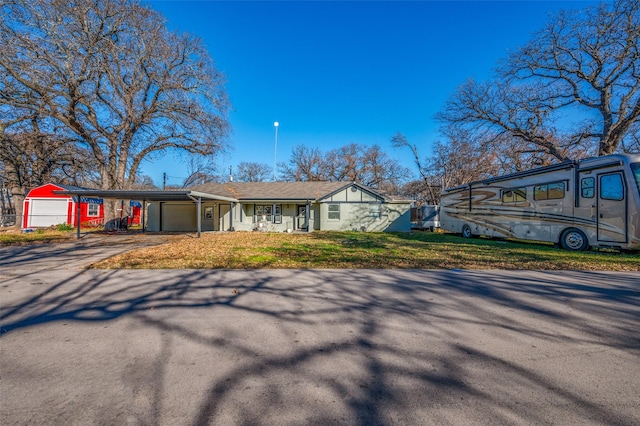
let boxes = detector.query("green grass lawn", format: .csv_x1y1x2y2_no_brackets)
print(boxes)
90,231,640,270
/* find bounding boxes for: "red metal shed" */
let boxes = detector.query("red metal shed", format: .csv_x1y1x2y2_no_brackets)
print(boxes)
22,183,105,229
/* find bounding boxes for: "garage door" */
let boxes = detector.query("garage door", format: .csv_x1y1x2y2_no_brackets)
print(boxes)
29,199,69,227
161,203,197,231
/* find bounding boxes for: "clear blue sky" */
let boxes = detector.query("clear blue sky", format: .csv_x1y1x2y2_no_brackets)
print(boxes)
146,0,597,187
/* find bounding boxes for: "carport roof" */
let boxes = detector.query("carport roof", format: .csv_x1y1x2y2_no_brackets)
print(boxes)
54,189,238,203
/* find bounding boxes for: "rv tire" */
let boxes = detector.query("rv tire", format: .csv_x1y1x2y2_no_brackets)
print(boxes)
560,228,589,251
461,224,473,238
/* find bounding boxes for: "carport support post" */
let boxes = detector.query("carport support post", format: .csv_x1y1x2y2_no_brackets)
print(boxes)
76,201,81,239
197,197,202,238
142,200,146,233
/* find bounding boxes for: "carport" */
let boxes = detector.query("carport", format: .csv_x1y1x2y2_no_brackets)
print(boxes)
55,189,238,238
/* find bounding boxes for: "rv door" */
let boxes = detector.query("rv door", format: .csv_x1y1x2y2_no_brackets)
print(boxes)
597,171,627,243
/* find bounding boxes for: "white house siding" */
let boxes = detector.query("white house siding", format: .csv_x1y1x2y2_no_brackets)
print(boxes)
319,202,411,232
322,187,379,203
310,204,320,231
234,203,304,232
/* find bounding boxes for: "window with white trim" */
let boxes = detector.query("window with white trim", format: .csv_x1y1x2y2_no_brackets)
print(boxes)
328,204,340,220
87,203,99,217
255,205,282,223
255,205,272,221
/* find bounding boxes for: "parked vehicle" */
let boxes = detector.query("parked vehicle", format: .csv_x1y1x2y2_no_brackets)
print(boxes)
439,154,640,251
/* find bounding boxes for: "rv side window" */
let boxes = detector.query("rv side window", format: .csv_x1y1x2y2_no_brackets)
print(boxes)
630,163,640,198
600,173,624,201
502,188,526,203
581,177,595,198
534,182,565,201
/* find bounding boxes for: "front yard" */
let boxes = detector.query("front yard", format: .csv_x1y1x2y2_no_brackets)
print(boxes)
89,231,640,270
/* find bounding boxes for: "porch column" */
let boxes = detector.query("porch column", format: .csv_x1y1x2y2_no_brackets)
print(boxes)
305,200,310,232
230,202,234,231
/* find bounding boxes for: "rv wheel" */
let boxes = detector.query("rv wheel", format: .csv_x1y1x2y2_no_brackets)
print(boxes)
560,228,589,251
461,224,473,238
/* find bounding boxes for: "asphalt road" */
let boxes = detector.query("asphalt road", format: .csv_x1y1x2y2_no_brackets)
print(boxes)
1,238,639,425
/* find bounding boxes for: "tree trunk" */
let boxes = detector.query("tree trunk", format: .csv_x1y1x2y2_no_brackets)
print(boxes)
9,185,25,230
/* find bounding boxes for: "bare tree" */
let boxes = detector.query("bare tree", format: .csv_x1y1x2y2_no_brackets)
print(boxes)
438,0,639,159
430,128,502,190
181,156,223,187
236,162,271,182
1,0,230,217
280,143,410,191
391,133,439,204
0,118,98,227
358,145,411,193
399,180,438,206
280,145,327,181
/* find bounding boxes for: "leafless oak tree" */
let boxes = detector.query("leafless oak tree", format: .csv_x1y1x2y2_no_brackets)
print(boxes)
0,118,98,227
391,132,439,205
280,143,410,192
236,162,272,182
280,145,328,182
1,0,230,216
438,0,639,160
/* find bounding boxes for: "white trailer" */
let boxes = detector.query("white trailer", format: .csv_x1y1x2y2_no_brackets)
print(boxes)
410,205,440,231
439,154,640,251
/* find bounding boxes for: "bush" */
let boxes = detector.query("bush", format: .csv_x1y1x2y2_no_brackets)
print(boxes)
56,223,75,232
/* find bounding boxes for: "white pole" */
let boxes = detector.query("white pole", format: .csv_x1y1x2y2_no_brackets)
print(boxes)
273,121,279,181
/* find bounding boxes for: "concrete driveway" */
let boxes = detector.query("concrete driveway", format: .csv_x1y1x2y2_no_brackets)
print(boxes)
1,238,639,425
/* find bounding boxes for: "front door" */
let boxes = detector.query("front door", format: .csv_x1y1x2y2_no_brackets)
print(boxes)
219,204,230,231
203,206,214,232
297,205,307,230
597,171,627,243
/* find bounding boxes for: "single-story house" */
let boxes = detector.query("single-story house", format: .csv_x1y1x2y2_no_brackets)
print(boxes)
55,181,413,236
147,181,412,233
22,183,105,228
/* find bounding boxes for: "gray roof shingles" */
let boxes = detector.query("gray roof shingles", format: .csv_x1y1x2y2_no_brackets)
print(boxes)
189,181,350,201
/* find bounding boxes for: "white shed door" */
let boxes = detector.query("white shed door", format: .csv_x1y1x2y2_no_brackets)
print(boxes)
29,199,69,227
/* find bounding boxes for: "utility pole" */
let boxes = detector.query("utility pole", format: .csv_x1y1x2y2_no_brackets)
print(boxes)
273,121,279,181
163,172,166,190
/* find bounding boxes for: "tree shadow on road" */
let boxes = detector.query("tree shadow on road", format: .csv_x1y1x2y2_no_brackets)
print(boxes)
1,268,639,425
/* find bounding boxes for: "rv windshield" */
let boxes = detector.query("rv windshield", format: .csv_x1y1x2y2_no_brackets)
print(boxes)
631,163,640,198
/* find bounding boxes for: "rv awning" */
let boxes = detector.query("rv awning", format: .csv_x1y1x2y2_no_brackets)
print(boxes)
54,189,238,203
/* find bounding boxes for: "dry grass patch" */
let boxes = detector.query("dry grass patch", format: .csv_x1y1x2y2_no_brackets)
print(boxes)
91,231,640,270
0,228,74,245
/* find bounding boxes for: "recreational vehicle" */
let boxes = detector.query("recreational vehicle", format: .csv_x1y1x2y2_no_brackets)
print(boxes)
439,154,640,251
